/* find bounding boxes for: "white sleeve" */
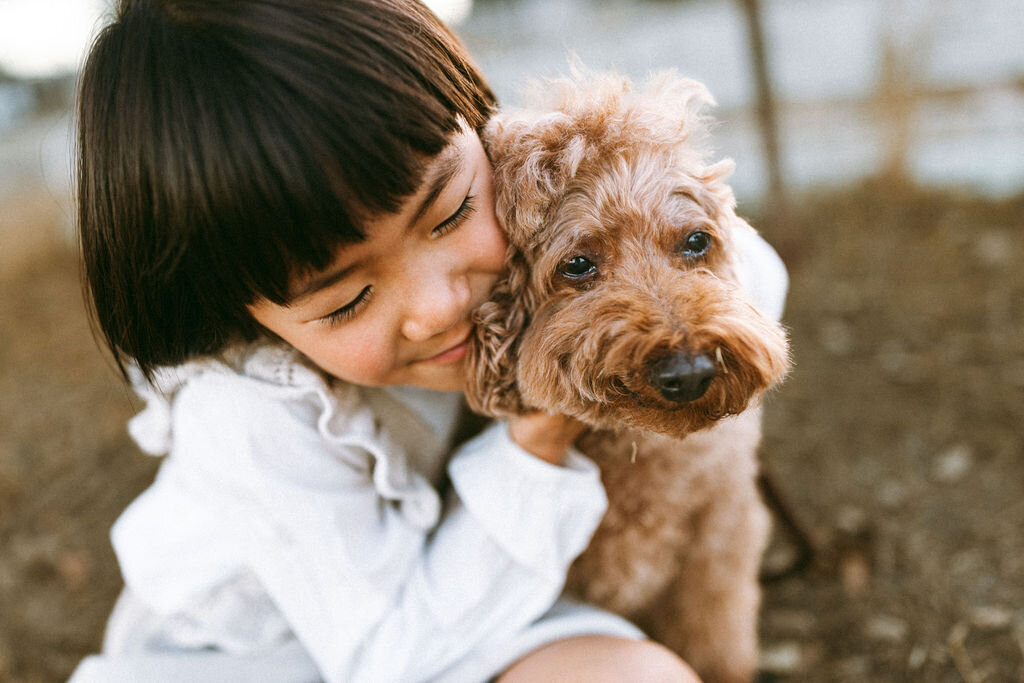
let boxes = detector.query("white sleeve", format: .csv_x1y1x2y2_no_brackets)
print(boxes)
732,221,789,322
161,377,608,683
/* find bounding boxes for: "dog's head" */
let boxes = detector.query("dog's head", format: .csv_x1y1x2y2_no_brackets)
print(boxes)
466,71,790,437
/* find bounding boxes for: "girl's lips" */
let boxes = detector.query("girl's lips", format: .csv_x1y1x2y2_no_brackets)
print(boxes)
422,329,472,364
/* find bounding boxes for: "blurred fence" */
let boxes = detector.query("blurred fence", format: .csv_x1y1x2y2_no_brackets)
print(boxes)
458,0,1024,203
1,0,1022,236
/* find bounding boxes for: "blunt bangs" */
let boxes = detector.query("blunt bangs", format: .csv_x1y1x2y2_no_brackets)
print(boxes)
78,0,496,378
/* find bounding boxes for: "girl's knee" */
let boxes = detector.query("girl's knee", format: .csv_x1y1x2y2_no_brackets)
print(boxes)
615,639,701,683
499,635,700,683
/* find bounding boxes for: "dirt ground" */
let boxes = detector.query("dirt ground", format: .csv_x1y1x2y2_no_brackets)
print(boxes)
1,180,1022,682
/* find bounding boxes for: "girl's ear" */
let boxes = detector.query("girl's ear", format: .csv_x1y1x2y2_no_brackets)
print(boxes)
465,250,534,418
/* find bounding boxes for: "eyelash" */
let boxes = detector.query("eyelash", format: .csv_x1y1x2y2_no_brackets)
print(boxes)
320,195,476,326
432,194,477,237
322,285,372,326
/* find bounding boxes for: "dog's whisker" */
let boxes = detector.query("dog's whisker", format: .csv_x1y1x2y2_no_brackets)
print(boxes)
715,346,729,374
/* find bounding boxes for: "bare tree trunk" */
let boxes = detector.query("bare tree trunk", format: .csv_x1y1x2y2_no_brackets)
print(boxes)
876,0,937,187
737,0,789,242
877,34,921,190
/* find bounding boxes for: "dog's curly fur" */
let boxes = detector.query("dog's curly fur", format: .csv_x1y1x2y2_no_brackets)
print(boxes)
466,71,791,682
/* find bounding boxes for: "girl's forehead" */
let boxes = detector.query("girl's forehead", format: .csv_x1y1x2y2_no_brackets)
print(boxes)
372,125,483,225
287,127,486,301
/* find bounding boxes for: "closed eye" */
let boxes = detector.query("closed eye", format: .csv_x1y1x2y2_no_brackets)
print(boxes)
432,194,476,237
321,285,373,326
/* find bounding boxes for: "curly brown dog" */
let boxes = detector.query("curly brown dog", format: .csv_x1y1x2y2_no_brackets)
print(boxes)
466,71,792,682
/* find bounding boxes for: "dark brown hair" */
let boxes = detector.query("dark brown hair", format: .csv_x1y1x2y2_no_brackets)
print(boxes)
78,0,495,380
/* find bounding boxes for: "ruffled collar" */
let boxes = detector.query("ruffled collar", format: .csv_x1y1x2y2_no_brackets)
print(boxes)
127,342,331,455
125,341,461,531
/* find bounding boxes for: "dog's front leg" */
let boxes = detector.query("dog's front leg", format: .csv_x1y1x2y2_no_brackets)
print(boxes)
566,430,691,617
646,416,770,683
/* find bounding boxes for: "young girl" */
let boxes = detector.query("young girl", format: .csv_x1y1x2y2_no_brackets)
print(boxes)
70,1,782,680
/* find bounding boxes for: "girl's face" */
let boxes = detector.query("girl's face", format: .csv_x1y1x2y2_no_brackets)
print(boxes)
248,128,507,392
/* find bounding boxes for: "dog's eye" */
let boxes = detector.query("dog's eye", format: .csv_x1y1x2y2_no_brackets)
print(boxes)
684,231,712,257
559,256,597,278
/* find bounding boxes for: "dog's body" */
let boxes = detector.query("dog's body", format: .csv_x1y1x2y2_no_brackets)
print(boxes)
570,411,768,681
466,72,791,682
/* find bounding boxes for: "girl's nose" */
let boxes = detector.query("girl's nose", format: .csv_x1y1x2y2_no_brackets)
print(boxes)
400,272,471,343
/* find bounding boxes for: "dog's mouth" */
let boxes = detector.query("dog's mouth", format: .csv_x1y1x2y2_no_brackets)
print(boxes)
513,298,791,434
607,344,747,414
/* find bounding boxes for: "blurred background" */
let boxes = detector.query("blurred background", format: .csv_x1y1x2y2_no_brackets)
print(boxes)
1,0,1022,680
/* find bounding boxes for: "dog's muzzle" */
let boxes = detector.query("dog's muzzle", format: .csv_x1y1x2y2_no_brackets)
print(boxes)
649,352,717,403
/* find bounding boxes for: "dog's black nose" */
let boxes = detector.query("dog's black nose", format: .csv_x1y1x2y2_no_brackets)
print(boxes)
649,353,717,402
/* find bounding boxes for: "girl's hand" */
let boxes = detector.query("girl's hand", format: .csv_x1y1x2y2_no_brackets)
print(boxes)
507,412,587,466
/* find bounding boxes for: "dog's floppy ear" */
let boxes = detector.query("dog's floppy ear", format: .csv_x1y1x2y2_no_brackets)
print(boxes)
465,249,534,417
483,108,593,251
465,108,584,417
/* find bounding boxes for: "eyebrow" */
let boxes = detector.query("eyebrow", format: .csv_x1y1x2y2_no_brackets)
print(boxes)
411,144,465,224
288,262,360,306
287,144,466,306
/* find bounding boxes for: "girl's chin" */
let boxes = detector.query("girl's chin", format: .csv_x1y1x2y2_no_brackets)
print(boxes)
427,374,467,393
407,363,467,393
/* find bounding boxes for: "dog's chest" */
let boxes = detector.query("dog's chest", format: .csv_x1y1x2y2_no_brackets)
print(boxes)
568,416,761,615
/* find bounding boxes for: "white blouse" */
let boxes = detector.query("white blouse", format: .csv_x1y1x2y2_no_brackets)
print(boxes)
75,343,627,683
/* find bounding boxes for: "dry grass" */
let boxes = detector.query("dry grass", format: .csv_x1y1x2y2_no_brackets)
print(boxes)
0,191,157,682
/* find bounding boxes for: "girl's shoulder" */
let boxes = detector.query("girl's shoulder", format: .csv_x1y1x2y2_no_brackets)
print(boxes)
138,340,331,398
124,341,454,531
127,341,363,457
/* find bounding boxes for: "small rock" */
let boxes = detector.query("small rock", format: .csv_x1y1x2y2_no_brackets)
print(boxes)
932,444,973,483
876,340,928,383
877,340,908,374
837,506,869,534
761,544,799,578
950,549,984,576
907,645,928,669
835,656,870,676
865,615,909,642
877,480,907,508
58,549,92,592
759,641,806,674
948,620,971,646
819,318,854,356
766,610,817,635
974,230,1013,267
969,605,1014,630
840,551,871,596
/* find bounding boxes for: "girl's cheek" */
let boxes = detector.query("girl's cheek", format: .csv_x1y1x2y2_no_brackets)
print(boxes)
471,205,507,269
325,331,396,384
